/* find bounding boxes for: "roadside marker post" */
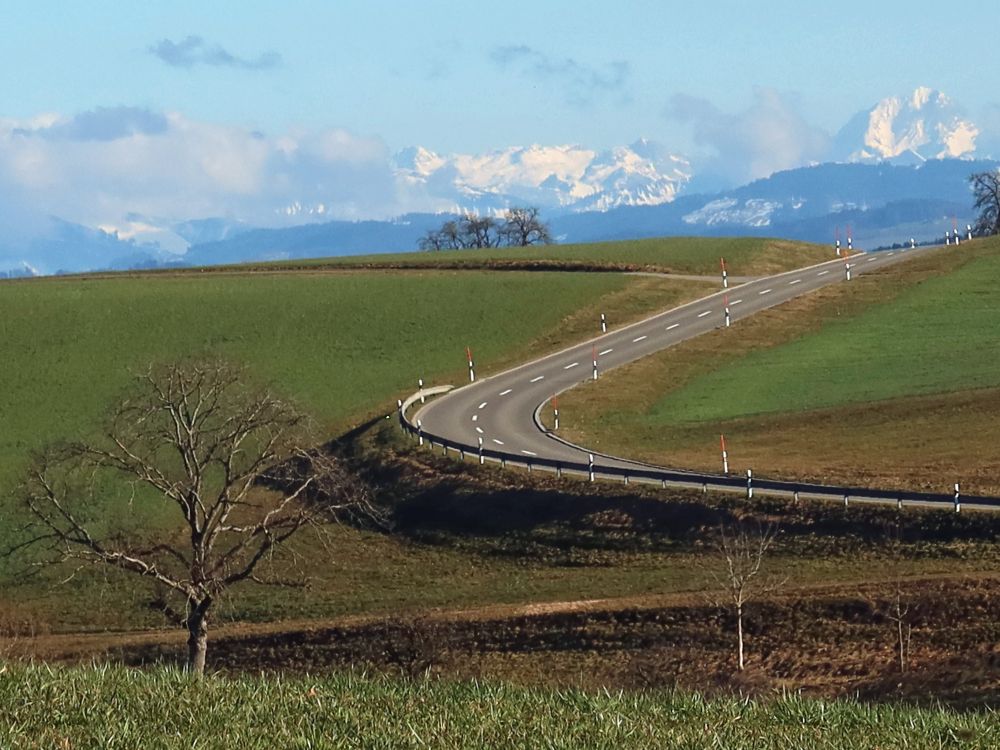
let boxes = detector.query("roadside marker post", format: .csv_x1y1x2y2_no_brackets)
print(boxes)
843,493,849,508
552,396,559,431
910,238,916,249
835,227,841,257
967,224,974,241
845,260,852,281
417,419,424,446
720,434,729,475
847,226,853,252
589,453,595,483
418,378,425,403
954,483,961,513
746,468,753,499
478,436,484,465
601,313,607,333
953,218,960,246
724,295,731,328
721,257,729,288
946,230,952,246
592,345,599,381
466,347,476,382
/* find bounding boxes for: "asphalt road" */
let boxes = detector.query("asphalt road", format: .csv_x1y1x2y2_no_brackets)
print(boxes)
410,243,1000,511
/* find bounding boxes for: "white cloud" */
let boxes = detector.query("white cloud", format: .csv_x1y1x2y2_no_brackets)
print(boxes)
666,87,830,186
0,108,418,246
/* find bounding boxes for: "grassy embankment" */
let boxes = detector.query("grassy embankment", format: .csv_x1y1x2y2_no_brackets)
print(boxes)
166,236,835,276
1,665,996,749
558,236,1000,495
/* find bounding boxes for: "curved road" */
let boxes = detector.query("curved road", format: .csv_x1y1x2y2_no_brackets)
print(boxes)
410,243,1000,511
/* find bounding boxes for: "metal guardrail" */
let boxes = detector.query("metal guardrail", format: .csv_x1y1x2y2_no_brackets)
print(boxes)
401,389,1000,512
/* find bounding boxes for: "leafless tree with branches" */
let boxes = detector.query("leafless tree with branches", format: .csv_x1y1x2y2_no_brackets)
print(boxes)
500,206,552,246
970,170,1000,236
710,521,785,672
863,522,914,675
16,361,378,676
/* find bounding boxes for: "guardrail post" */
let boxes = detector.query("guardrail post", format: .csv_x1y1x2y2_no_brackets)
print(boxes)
624,474,629,485
793,490,800,504
478,436,484,465
397,399,404,431
843,493,849,508
459,449,465,461
417,419,424,446
897,496,903,510
527,461,532,473
746,469,753,499
589,454,595,483
556,464,562,479
442,443,447,456
661,479,667,489
501,455,506,469
954,483,961,513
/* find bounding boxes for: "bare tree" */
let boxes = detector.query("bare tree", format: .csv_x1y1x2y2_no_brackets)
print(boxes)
863,523,914,674
501,206,552,246
710,521,784,672
460,214,502,248
17,361,376,676
419,220,463,251
970,170,1000,236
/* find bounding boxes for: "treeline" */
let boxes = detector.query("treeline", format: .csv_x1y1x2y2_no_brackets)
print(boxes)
418,207,553,250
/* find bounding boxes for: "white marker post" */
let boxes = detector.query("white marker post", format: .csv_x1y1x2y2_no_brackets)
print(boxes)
953,219,960,246
720,434,729,475
466,347,475,382
478,436,484,465
592,345,599,381
967,224,973,241
552,396,559,431
910,238,916,249
835,227,841,257
946,230,952,246
721,257,729,288
417,419,424,446
418,378,425,404
601,313,607,334
724,295,731,328
845,260,852,281
954,482,961,513
589,453,595,483
847,226,853,253
746,468,753,499
843,493,849,508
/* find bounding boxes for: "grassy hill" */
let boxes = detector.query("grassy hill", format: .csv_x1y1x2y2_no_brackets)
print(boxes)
184,236,835,276
1,665,995,749
559,236,1000,494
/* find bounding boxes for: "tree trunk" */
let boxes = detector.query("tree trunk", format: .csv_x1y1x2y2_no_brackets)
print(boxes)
736,604,745,672
186,601,210,677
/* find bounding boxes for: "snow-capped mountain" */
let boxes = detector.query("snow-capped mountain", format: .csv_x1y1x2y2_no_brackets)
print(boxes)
833,86,979,163
392,139,691,214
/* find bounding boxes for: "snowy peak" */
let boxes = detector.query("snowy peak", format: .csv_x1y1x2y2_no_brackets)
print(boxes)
391,140,691,213
834,86,979,162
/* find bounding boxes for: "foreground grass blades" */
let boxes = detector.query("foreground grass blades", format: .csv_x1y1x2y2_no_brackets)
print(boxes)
1,664,995,749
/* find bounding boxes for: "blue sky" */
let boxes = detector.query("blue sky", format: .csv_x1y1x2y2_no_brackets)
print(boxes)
3,0,995,154
1,0,997,239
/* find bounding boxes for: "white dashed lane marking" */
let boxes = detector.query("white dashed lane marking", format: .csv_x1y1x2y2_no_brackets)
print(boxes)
697,310,712,318
731,299,743,305
521,450,537,456
818,270,830,276
475,427,484,434
493,439,505,446
530,375,544,383
478,402,488,409
633,335,648,342
471,415,478,422
563,362,579,370
759,288,772,295
599,348,614,356
789,279,802,285
666,323,680,330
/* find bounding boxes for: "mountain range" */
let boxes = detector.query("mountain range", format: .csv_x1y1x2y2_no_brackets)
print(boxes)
2,87,995,276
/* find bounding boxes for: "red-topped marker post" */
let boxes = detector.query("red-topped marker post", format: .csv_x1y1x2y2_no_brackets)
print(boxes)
466,346,476,382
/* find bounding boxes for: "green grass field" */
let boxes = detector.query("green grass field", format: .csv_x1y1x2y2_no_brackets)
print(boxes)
1,664,995,749
647,246,1000,425
204,236,834,276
